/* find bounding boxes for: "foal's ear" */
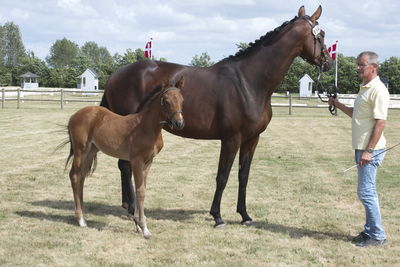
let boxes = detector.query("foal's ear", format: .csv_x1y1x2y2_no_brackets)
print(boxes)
175,76,185,89
161,79,170,89
298,6,305,17
310,5,322,22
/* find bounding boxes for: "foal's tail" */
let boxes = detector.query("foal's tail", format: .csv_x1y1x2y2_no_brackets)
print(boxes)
55,126,98,176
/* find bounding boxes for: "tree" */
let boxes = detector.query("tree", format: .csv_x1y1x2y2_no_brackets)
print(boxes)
114,48,147,67
236,42,250,51
190,52,214,67
379,57,400,94
46,38,79,68
0,22,26,66
277,57,319,93
80,41,113,67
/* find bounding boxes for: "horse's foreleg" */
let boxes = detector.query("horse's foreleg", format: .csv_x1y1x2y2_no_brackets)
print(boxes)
119,159,136,214
131,160,151,239
210,137,240,227
237,135,259,225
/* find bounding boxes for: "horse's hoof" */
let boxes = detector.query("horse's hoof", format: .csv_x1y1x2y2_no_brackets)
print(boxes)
122,202,129,210
241,220,253,226
214,221,226,228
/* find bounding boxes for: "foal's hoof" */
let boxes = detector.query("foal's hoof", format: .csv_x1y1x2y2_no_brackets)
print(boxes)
143,231,152,240
78,218,87,227
241,219,253,226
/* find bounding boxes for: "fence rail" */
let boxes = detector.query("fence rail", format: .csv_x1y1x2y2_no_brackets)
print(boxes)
1,88,104,109
2,88,400,114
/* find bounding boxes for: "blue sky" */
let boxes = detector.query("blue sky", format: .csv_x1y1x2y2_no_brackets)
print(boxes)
1,0,399,65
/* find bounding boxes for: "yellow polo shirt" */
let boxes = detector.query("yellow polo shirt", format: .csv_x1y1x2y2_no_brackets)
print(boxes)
352,76,389,150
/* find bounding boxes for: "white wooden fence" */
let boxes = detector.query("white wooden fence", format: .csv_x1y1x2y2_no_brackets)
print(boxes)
2,88,400,114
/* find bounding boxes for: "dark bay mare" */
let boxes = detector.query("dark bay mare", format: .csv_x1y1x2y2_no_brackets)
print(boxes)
101,6,333,227
66,79,184,239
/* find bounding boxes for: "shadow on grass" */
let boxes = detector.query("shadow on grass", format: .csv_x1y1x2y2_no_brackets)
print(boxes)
15,199,207,228
15,210,107,229
250,221,352,242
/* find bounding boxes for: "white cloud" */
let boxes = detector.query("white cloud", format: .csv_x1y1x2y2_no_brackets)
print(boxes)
56,0,98,17
10,8,30,20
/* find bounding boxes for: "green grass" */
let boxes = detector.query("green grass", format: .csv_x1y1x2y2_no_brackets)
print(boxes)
1,103,400,266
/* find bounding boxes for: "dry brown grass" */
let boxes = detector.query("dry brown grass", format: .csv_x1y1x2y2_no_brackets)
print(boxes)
1,104,399,266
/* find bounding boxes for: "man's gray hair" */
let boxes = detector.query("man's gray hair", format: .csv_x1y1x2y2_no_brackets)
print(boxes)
357,51,379,65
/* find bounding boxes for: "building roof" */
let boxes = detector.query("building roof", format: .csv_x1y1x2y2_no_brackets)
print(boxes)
20,72,39,78
77,68,100,78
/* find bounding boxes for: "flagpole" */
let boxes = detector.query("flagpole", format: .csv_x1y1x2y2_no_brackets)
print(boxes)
335,40,338,88
151,37,154,60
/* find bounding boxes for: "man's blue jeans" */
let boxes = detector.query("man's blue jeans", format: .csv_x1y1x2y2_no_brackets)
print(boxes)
355,149,386,240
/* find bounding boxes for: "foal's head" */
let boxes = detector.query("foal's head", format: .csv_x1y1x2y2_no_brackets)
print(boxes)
160,77,185,130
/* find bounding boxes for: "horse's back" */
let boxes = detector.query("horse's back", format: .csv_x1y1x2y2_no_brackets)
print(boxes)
104,60,186,115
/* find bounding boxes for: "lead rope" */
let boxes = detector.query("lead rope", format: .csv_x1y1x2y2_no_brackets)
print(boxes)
316,70,337,115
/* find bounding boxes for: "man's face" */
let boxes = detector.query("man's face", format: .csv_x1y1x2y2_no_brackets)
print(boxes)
356,55,376,82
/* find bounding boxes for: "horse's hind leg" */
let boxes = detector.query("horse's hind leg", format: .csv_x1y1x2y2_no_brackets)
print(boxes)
69,151,87,227
76,146,98,226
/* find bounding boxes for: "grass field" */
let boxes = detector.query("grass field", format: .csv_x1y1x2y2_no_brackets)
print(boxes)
1,103,399,266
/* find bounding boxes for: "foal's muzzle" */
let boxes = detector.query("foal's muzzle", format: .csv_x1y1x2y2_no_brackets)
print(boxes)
164,111,185,130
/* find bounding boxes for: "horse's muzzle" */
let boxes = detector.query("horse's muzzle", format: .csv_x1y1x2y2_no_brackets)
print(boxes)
321,59,333,72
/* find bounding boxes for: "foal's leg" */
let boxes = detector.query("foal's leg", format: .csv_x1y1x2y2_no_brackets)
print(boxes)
210,137,240,227
69,151,87,227
237,135,259,225
131,160,151,239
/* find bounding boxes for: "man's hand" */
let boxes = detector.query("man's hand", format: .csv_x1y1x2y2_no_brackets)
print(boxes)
328,96,337,107
359,150,372,166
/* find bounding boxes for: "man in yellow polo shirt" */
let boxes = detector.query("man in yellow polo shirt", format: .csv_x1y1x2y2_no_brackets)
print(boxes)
329,51,390,247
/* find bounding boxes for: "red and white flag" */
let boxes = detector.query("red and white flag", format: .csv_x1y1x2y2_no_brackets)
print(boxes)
144,38,152,59
327,42,337,60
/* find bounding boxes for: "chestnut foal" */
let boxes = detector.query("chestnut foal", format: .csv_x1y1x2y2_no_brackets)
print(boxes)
66,78,184,239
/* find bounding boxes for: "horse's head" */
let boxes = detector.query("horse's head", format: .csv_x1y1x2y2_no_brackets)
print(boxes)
297,5,333,72
160,77,185,130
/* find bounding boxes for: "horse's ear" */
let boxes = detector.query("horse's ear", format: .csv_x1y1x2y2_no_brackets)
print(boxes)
175,76,185,89
298,6,305,17
310,5,322,22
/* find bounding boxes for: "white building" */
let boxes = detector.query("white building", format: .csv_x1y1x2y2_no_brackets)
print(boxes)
299,74,314,97
77,68,99,94
20,72,39,89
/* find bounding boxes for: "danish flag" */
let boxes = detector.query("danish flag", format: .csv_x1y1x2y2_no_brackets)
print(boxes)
327,42,337,61
144,38,152,59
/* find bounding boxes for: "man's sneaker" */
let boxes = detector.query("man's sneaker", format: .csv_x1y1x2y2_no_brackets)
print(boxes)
352,232,368,243
356,237,388,247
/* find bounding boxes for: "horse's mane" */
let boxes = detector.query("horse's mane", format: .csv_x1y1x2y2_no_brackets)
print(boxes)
134,85,164,113
223,16,299,62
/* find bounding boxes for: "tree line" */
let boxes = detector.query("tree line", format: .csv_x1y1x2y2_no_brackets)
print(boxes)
1,21,400,94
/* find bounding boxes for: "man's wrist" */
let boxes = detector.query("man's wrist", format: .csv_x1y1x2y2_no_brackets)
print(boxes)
366,147,374,153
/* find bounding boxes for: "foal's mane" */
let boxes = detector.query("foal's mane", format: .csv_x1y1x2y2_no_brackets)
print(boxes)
134,84,164,113
225,16,299,62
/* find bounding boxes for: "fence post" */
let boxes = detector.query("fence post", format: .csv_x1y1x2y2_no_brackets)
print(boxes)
60,89,64,109
17,88,20,109
289,93,292,115
1,88,4,109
